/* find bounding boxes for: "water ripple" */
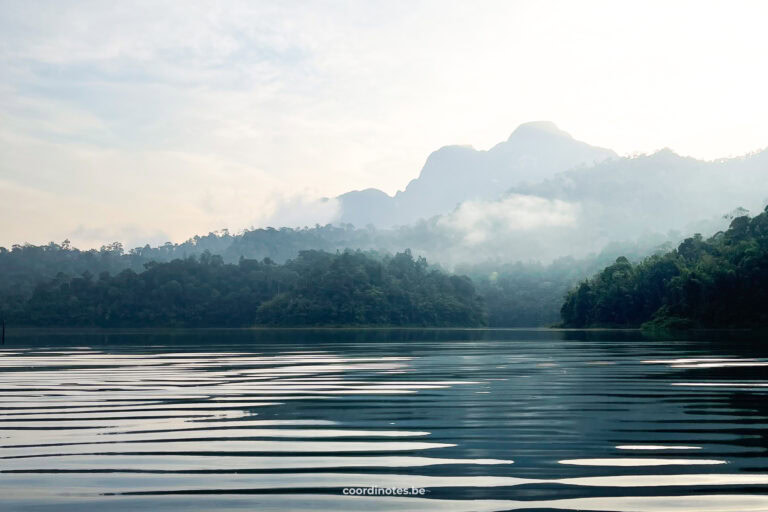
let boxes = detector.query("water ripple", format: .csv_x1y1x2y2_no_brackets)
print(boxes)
1,329,767,510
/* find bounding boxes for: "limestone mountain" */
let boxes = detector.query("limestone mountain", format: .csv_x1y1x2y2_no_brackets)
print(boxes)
337,121,616,227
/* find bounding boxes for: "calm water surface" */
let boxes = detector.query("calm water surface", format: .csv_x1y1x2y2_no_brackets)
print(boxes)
1,329,767,511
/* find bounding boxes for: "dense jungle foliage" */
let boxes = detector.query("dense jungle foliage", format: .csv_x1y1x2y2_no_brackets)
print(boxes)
1,250,485,327
561,206,768,328
0,230,663,328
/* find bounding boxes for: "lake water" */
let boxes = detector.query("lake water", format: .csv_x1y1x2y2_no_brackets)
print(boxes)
1,329,767,511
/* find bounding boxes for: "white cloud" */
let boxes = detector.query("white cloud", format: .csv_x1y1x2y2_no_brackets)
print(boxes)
439,194,579,245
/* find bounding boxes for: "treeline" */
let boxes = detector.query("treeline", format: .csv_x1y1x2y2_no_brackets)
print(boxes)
561,206,768,328
0,225,370,297
3,250,485,327
3,229,665,327
0,224,432,301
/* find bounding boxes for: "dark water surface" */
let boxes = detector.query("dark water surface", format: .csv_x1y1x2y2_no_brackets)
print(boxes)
1,329,767,511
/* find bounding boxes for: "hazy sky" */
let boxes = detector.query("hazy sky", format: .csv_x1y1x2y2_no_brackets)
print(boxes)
2,0,768,248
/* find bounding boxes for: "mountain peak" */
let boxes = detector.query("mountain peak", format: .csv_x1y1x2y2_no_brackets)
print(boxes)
339,122,616,227
509,121,571,140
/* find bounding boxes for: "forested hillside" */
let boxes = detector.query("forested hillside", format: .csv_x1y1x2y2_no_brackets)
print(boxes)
2,234,664,328
0,218,672,327
3,250,485,327
561,206,768,328
0,226,377,302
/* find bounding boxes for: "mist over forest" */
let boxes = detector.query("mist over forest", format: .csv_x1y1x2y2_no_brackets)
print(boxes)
3,122,768,327
336,121,766,264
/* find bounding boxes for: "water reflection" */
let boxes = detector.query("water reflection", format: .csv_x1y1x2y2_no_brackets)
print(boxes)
1,328,767,511
559,458,726,466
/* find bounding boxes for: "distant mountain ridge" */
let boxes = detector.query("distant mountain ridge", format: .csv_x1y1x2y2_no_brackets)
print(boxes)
509,146,768,240
6,122,767,276
333,121,768,264
337,121,616,227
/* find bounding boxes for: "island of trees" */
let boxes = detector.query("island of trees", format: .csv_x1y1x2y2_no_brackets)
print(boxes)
1,249,485,327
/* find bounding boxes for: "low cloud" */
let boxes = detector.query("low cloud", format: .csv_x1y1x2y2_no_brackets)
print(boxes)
439,194,579,245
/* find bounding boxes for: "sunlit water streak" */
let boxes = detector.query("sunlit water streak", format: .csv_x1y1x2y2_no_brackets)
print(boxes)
1,328,767,511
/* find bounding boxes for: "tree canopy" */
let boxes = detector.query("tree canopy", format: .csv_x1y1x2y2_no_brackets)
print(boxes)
4,250,486,327
561,206,768,328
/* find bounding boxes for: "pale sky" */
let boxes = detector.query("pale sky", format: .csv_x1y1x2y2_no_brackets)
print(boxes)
2,0,768,248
